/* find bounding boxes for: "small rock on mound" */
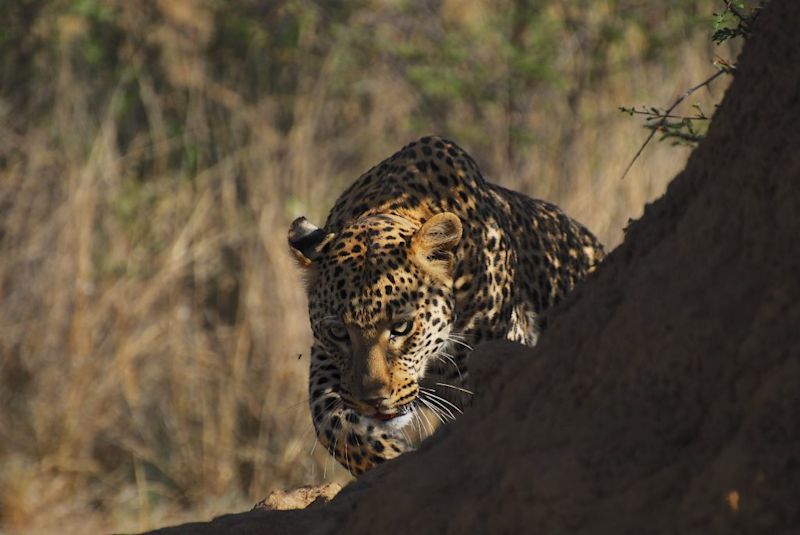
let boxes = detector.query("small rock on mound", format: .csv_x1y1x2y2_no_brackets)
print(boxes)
253,484,342,512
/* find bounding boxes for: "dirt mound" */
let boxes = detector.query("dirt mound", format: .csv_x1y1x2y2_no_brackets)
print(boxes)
147,1,800,533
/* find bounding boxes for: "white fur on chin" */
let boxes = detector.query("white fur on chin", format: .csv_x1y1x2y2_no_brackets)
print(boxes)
369,411,413,431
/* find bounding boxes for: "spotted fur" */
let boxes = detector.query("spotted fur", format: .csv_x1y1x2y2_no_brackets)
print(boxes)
288,136,603,475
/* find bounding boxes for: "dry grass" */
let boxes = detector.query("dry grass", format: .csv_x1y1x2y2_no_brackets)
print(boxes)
0,1,733,532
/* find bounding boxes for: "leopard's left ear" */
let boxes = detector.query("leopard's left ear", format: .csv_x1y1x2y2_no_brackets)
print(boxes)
411,212,462,280
288,217,335,268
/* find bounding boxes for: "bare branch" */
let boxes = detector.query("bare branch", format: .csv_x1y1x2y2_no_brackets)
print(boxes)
619,107,710,121
620,69,726,180
723,0,749,27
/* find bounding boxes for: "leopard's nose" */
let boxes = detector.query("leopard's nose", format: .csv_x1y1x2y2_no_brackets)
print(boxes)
354,376,391,405
363,396,390,410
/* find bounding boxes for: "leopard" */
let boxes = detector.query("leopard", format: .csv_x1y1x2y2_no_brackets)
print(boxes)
288,136,604,476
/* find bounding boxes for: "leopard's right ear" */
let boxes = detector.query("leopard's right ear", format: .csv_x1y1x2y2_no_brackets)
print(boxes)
288,217,335,268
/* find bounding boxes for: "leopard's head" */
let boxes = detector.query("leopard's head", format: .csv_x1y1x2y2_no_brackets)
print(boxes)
289,212,462,425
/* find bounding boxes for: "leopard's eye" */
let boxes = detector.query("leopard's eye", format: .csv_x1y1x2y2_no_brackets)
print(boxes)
389,320,413,338
328,324,349,342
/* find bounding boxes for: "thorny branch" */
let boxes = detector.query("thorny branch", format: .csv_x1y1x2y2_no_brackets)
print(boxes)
620,1,763,180
620,69,726,179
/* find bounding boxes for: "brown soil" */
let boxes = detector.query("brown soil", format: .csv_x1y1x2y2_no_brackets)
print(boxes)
146,1,800,533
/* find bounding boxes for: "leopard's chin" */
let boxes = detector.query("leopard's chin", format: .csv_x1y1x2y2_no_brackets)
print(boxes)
366,402,414,430
376,411,414,430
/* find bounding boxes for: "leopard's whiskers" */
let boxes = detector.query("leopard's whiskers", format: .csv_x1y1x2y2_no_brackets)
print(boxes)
306,401,339,458
433,381,474,396
409,405,422,439
446,336,474,351
343,426,352,476
419,389,457,420
419,388,464,415
399,425,412,445
446,330,476,342
324,429,339,479
418,394,453,423
416,402,434,435
417,398,446,425
433,351,463,381
305,419,320,457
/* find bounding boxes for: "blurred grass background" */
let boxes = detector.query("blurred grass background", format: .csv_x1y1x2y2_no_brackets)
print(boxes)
0,0,736,532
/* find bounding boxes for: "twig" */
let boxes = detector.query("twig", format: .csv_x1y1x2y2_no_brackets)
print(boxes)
723,0,749,28
620,69,726,179
648,125,704,144
620,108,710,121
